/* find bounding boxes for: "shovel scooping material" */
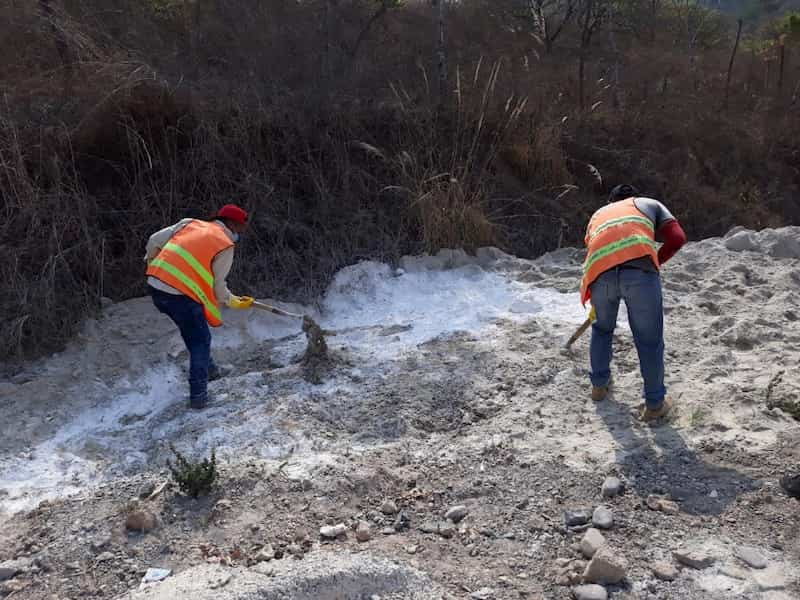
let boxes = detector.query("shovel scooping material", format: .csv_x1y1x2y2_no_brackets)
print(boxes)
251,300,333,364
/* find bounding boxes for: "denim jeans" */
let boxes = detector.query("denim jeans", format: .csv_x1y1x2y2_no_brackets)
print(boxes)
589,267,666,408
150,286,217,405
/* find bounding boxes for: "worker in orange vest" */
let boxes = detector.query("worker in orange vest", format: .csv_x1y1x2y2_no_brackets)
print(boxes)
581,185,687,422
145,204,255,409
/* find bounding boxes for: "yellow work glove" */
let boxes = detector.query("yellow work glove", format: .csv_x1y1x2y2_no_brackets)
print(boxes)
589,306,596,321
228,295,254,310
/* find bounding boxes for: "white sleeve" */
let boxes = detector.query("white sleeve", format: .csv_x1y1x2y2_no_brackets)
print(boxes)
212,247,235,306
144,218,193,263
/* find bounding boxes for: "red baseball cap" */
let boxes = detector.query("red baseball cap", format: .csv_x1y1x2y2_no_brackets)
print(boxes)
216,204,249,224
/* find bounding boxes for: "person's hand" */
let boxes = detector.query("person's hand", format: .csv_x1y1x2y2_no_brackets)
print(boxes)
228,295,255,309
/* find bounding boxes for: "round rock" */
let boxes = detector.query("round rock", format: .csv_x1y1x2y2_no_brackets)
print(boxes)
125,510,157,533
572,584,608,600
320,523,347,539
652,561,678,581
601,477,622,499
592,506,613,530
445,505,469,523
380,499,399,515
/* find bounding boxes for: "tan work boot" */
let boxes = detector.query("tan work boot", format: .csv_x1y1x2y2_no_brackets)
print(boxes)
640,397,674,423
592,386,609,402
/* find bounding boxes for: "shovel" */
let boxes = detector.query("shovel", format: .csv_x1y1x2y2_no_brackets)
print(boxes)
251,300,335,338
251,300,304,320
251,300,333,371
565,306,595,349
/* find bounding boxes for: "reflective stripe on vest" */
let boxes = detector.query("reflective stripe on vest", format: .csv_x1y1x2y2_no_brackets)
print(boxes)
580,198,660,306
162,242,214,287
148,257,222,323
588,215,654,242
583,234,658,275
146,220,233,326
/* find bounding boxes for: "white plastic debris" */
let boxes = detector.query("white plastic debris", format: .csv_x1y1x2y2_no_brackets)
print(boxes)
139,568,172,590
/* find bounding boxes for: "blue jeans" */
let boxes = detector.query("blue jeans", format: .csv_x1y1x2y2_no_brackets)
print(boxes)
150,286,216,405
589,267,666,408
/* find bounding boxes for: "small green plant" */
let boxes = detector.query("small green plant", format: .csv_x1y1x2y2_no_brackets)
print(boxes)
167,444,218,498
689,407,710,428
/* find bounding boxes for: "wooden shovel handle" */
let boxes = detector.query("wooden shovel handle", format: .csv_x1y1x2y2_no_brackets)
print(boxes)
251,301,303,319
565,317,593,348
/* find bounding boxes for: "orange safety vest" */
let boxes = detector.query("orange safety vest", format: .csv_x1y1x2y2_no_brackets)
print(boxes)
580,198,660,305
146,220,234,326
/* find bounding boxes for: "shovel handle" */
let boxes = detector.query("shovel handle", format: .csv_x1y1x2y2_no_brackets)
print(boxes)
251,301,304,320
565,317,593,349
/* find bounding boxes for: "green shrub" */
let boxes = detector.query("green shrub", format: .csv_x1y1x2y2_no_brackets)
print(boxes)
167,444,218,498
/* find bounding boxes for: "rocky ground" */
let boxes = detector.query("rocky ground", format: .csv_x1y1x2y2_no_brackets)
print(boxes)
1,227,800,600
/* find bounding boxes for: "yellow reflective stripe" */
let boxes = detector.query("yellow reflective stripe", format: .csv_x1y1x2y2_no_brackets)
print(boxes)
163,242,214,287
584,234,658,274
590,215,654,240
149,259,222,321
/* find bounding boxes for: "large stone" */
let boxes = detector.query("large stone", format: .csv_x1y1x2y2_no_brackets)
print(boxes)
673,548,716,570
592,506,613,530
254,545,275,563
564,509,593,528
572,584,608,600
583,545,627,584
601,477,622,499
445,505,469,523
380,499,399,515
735,546,767,569
319,524,347,539
355,521,372,543
0,559,31,582
438,521,456,539
125,509,158,533
580,529,607,559
419,522,439,534
652,561,678,581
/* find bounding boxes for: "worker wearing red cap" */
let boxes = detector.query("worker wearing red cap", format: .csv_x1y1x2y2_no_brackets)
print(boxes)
144,204,254,409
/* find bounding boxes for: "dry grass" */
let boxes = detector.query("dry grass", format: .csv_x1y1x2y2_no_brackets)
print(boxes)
0,0,798,363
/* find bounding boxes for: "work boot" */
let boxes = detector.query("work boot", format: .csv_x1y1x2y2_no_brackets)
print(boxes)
591,375,613,402
189,393,209,410
592,386,609,402
208,363,233,382
639,397,674,423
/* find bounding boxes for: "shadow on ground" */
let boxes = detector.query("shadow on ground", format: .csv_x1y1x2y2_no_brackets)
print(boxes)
595,396,760,515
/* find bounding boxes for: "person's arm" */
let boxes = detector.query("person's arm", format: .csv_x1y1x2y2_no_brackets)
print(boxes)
634,197,687,265
144,218,193,263
656,220,687,265
211,247,234,307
